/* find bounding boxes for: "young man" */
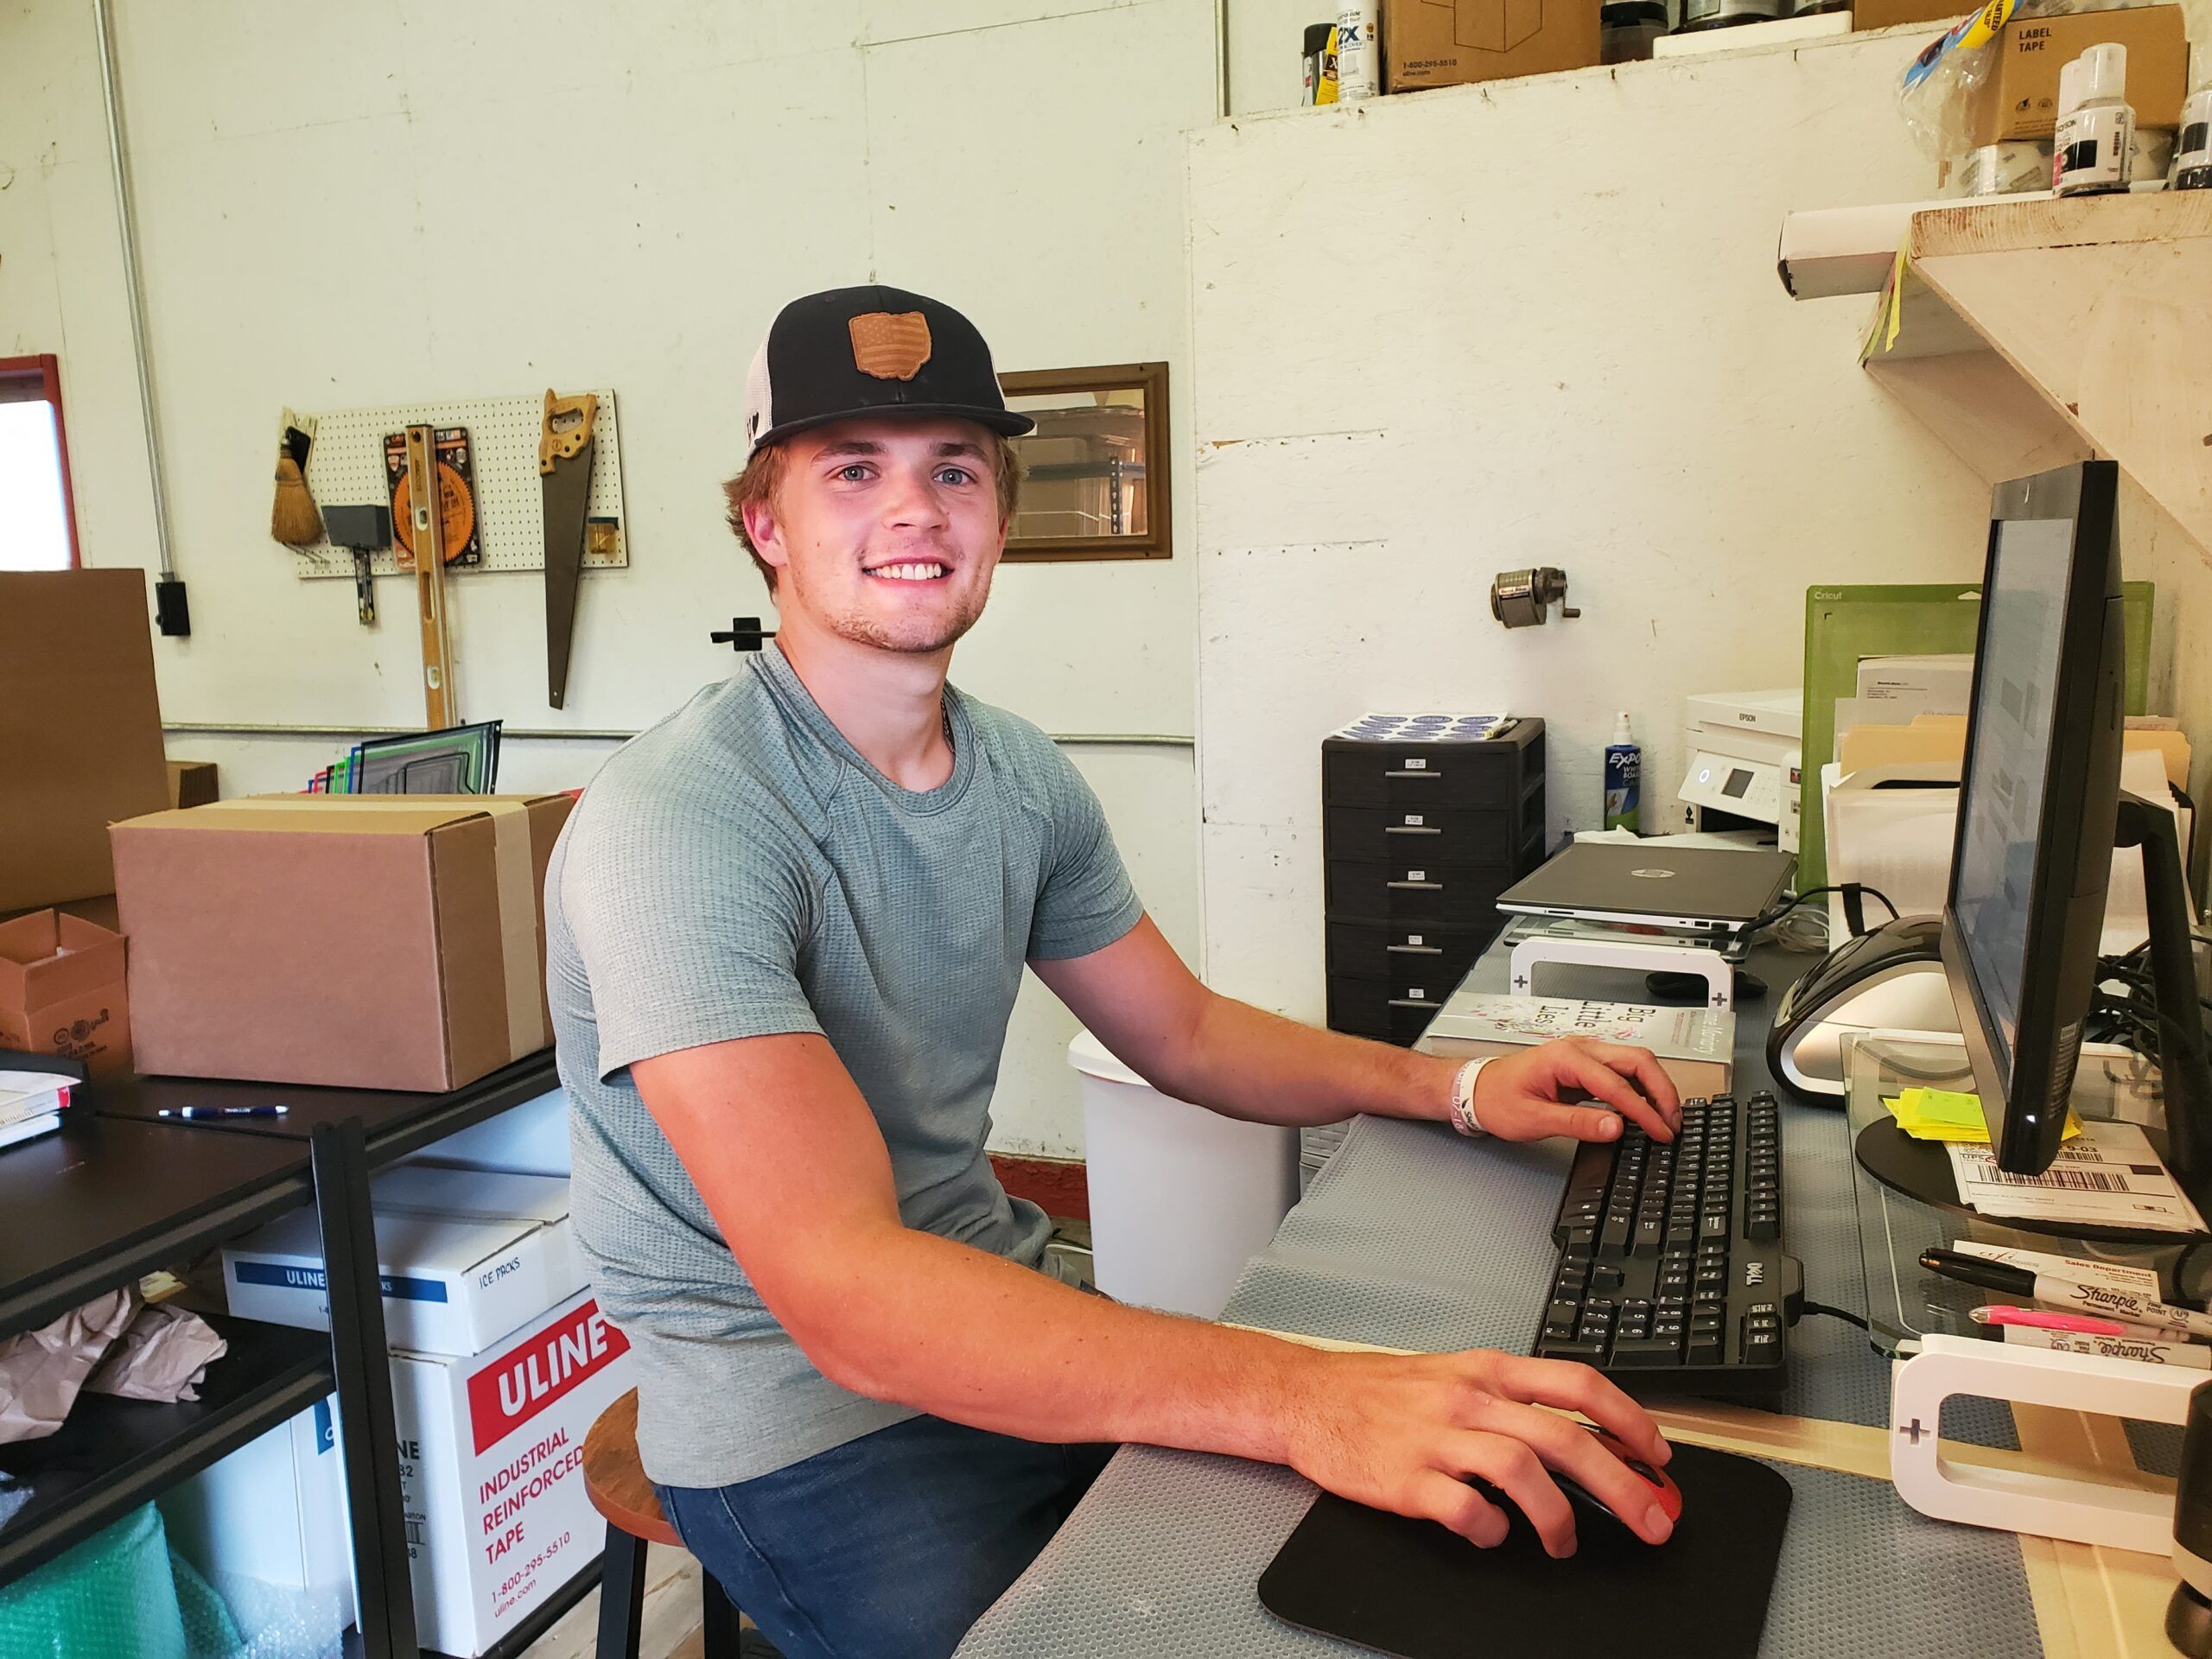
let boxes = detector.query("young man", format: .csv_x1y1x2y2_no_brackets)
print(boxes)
548,286,1684,1659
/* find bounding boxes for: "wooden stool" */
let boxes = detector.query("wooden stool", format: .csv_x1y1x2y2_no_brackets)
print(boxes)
583,1389,744,1659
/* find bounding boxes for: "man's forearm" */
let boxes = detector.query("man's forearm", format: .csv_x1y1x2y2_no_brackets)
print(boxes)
1141,992,1459,1129
795,1221,1328,1459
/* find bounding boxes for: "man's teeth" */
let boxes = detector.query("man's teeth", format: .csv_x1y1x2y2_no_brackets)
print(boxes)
871,563,946,582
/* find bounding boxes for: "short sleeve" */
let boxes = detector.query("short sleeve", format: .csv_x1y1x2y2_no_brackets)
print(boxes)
1027,747,1145,962
560,786,824,1081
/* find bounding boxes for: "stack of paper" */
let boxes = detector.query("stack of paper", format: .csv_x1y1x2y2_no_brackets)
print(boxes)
0,1062,75,1152
1886,1087,2080,1145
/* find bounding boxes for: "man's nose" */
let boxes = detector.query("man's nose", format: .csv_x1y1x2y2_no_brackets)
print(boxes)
881,465,948,529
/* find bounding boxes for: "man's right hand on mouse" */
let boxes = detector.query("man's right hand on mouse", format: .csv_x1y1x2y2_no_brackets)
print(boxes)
1278,1345,1675,1559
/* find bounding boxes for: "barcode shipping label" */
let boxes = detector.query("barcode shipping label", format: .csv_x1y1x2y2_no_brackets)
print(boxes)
1948,1122,2209,1233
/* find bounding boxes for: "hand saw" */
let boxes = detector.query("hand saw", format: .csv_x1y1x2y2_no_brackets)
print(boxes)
540,390,598,709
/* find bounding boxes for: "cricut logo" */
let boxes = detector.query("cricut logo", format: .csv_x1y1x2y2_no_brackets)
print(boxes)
466,1300,629,1454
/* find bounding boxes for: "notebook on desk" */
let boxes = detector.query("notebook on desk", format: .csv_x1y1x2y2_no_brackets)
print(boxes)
1257,1441,1792,1659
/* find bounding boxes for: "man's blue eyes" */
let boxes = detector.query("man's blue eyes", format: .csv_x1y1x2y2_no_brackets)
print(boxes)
834,466,976,486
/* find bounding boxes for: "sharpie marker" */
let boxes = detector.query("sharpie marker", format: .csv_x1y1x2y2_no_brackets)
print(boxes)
157,1104,290,1121
1921,1248,2212,1341
1967,1305,2198,1343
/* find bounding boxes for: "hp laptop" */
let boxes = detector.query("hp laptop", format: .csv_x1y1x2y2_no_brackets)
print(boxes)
1495,842,1795,935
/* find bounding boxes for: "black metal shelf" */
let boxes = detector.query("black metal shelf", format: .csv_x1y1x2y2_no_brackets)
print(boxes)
0,1312,333,1585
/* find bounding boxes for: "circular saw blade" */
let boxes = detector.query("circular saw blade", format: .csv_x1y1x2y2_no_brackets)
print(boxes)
392,460,475,566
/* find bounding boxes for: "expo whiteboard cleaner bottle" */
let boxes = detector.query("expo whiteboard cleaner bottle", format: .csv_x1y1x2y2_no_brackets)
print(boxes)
1604,713,1643,834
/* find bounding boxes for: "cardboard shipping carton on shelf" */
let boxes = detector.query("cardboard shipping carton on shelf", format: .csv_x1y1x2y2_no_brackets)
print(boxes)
0,909,131,1077
383,1290,632,1656
1383,0,1600,92
111,793,573,1091
222,1168,580,1356
167,760,219,809
1967,5,2188,143
1854,0,1971,32
0,570,172,914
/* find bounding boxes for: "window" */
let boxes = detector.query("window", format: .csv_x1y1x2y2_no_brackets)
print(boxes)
997,362,1172,562
0,355,81,571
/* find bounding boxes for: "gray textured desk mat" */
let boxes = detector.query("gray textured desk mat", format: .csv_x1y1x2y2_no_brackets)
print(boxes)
957,1447,2041,1659
1230,1112,2018,1448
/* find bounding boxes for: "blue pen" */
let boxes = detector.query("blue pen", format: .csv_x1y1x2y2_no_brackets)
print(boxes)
157,1105,290,1120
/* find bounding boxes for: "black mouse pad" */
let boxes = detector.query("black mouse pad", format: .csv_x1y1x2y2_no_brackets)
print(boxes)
1257,1441,1792,1659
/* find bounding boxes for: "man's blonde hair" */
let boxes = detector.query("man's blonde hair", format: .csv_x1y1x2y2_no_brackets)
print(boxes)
723,433,1023,591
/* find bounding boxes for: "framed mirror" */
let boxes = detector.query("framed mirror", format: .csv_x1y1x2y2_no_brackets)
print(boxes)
997,361,1170,561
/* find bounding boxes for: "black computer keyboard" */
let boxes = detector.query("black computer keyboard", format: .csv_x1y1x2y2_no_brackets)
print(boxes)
1533,1090,1802,1395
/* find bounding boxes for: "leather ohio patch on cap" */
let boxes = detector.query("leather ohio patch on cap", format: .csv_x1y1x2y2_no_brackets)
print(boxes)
849,311,932,381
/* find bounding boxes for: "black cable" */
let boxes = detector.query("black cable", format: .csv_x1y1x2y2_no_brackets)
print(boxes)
1747,883,1900,938
1801,1300,1870,1332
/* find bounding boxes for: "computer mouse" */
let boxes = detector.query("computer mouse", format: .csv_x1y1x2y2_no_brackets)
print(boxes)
1555,1427,1682,1535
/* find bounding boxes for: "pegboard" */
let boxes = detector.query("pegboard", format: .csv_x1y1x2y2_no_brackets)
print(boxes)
288,388,628,579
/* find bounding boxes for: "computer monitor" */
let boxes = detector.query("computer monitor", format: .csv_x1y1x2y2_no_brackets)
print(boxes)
1942,460,2126,1179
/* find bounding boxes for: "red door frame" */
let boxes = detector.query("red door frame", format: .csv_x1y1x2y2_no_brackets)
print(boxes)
0,353,83,569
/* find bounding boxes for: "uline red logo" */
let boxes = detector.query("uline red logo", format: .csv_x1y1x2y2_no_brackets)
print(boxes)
467,1300,628,1455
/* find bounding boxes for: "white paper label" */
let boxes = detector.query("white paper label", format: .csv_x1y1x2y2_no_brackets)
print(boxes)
1947,1122,2209,1232
1408,870,1427,882
1405,814,1424,826
1408,934,1425,946
1405,758,1428,770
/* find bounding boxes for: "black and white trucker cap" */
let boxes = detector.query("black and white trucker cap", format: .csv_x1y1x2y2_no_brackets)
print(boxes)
741,285,1035,456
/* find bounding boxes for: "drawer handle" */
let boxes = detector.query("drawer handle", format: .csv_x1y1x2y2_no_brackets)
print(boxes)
1385,944,1443,955
1388,997,1440,1009
1384,769,1442,780
1386,880,1441,891
1383,824,1441,836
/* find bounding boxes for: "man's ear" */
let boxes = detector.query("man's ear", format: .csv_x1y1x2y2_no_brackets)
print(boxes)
742,498,791,581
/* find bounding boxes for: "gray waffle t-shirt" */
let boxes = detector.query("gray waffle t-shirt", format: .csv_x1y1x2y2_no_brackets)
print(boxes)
546,647,1143,1488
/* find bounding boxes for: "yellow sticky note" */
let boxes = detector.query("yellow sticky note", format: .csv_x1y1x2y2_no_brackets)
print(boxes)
1885,1088,2080,1143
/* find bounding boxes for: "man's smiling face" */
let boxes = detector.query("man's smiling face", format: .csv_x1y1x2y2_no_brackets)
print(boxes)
744,416,1009,656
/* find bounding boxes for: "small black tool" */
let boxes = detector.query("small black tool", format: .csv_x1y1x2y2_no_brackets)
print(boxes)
324,503,392,628
710,616,777,652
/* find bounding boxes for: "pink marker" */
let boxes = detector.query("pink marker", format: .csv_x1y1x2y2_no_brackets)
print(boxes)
1969,1305,2196,1342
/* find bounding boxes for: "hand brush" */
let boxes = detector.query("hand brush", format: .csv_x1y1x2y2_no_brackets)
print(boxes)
271,408,321,544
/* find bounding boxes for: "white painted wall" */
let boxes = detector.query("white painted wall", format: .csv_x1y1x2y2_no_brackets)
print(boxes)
2,0,1217,1159
1184,29,2212,1020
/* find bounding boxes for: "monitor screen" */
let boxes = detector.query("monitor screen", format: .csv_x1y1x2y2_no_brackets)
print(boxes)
1950,517,2075,1089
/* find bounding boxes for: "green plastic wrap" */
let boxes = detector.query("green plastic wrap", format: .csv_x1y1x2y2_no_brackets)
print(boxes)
0,1503,240,1659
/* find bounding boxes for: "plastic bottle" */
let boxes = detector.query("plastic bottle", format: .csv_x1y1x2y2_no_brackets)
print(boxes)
2175,85,2212,189
1604,713,1643,835
2055,43,2135,197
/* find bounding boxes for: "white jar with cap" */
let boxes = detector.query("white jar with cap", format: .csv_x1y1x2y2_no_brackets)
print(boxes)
2176,85,2212,189
2055,42,2136,196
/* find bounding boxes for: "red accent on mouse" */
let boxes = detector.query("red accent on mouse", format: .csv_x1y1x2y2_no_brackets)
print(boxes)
1557,1426,1683,1533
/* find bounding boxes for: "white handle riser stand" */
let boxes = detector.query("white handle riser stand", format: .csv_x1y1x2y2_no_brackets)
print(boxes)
1508,934,1734,1012
1891,1333,2198,1552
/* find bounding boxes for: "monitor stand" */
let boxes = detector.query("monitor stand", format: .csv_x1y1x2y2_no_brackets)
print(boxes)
1853,792,2212,1247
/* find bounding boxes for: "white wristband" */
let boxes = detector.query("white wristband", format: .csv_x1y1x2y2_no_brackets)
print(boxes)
1448,1058,1493,1138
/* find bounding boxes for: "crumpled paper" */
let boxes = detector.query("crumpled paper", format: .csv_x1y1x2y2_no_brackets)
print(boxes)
0,1287,138,1445
85,1302,228,1404
0,1288,231,1442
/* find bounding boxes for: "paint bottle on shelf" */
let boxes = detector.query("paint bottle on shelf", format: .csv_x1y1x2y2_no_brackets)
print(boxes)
1336,5,1380,101
2055,44,2135,197
1604,713,1643,835
1675,0,1782,34
2176,86,2212,189
1601,0,1668,63
1301,22,1337,106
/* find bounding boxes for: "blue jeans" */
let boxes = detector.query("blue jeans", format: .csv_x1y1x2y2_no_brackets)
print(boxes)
656,1416,1117,1659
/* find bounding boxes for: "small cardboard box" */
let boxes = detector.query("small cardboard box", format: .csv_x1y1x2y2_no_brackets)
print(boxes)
111,793,572,1091
1383,0,1600,92
0,909,131,1077
223,1173,580,1357
0,570,172,912
381,1291,633,1656
167,760,220,809
1967,5,2189,143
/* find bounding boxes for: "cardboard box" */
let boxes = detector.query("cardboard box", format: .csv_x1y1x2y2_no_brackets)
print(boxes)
1968,6,2189,143
1854,0,1971,32
223,1172,580,1356
0,570,172,913
1424,994,1735,1096
381,1291,632,1656
111,793,572,1091
167,760,219,809
0,909,131,1077
1383,0,1600,92
160,1395,353,1647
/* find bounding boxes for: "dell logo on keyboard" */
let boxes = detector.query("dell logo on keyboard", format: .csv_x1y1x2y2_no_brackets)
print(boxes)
1745,1262,1766,1287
